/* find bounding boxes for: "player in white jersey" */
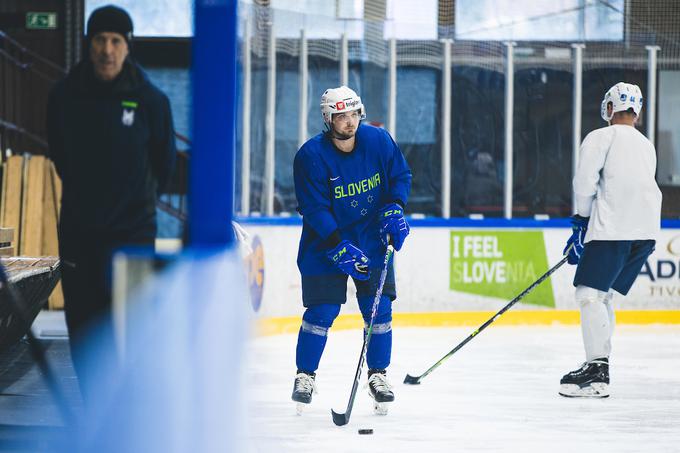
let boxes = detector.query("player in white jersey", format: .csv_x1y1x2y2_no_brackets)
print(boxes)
559,82,662,398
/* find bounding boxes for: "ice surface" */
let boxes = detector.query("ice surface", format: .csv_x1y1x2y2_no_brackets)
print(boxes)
244,325,680,452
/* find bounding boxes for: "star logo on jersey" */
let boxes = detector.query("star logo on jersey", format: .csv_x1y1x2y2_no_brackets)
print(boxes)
351,200,359,208
367,195,374,204
360,208,368,216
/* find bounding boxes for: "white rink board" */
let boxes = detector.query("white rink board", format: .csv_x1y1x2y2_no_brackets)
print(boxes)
244,224,680,318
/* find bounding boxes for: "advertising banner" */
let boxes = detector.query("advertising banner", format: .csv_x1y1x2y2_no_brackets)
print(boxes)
240,223,680,320
449,231,554,307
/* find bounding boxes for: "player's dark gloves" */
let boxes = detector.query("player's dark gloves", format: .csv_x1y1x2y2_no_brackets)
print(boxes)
327,240,371,281
564,215,589,265
379,203,410,251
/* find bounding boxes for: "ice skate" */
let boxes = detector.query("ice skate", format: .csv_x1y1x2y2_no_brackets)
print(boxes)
559,358,610,398
367,369,394,415
292,371,317,414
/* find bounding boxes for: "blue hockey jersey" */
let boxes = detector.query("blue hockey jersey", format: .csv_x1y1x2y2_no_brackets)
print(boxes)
294,124,412,275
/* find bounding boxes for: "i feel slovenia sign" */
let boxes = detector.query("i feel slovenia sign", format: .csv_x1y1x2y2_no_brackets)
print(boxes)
449,231,555,307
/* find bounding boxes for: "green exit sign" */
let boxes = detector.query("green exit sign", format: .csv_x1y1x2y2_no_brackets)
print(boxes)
26,12,58,30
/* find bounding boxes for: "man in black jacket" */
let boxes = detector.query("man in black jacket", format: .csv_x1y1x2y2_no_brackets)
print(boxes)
46,5,176,396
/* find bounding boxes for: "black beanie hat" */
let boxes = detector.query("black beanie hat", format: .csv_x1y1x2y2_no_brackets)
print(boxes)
86,5,133,43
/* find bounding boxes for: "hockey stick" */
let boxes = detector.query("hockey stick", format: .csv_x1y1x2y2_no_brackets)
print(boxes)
404,252,570,385
332,244,394,426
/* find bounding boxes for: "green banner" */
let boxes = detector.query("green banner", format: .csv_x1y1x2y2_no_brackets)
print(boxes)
450,231,555,307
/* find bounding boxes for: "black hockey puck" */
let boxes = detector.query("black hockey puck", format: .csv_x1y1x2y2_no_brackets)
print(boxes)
358,429,374,435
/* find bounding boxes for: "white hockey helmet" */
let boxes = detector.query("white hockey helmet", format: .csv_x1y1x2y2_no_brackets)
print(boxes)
320,86,366,128
600,82,643,122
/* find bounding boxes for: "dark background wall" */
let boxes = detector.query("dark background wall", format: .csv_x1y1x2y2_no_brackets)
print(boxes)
2,0,680,218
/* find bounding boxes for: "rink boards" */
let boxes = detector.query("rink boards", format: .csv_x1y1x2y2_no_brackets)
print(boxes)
237,220,680,332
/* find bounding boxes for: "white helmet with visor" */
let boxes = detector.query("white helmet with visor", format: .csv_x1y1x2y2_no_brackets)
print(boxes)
320,86,366,130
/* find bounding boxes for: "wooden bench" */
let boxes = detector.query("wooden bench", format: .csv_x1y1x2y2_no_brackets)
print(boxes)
0,256,61,349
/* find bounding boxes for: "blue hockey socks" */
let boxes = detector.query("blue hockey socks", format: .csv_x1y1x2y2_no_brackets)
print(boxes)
358,295,392,370
295,304,341,373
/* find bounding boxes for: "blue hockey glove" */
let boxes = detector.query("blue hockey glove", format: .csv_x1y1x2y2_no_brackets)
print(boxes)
564,215,589,265
327,240,371,281
378,203,410,251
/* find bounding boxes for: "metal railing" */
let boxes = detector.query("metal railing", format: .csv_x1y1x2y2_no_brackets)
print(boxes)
157,134,190,223
0,30,65,155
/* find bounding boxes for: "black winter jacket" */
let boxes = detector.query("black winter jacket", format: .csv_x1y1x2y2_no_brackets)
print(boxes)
47,59,176,247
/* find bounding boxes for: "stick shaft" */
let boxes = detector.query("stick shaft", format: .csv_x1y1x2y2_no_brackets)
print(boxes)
332,245,394,425
410,255,568,383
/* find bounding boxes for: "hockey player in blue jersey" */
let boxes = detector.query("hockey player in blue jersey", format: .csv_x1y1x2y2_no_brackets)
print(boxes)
291,86,412,414
560,82,661,398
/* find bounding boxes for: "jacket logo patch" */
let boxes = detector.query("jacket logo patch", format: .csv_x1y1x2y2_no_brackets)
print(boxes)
122,109,135,126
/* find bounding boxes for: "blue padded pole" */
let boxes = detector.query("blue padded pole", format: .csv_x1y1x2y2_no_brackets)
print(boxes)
190,0,237,247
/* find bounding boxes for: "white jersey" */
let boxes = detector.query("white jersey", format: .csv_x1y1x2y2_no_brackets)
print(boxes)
573,124,662,242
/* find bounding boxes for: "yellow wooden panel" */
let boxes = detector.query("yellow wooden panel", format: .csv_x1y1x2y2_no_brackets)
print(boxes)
48,281,64,310
41,160,59,256
53,162,62,216
0,159,4,227
43,160,64,310
0,227,13,244
20,155,46,256
0,156,24,250
0,246,14,256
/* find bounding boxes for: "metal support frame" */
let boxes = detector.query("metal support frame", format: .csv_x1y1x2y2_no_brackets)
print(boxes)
240,19,252,216
441,39,452,219
571,43,585,214
387,37,397,138
65,0,72,69
340,33,349,86
503,42,515,220
299,29,308,148
646,45,660,146
264,31,277,216
75,0,82,65
625,0,631,49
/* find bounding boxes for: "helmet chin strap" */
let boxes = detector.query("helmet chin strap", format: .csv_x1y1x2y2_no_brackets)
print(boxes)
329,121,360,141
332,131,353,141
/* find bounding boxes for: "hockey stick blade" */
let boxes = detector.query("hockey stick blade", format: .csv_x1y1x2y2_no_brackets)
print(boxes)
331,409,349,426
403,374,421,385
